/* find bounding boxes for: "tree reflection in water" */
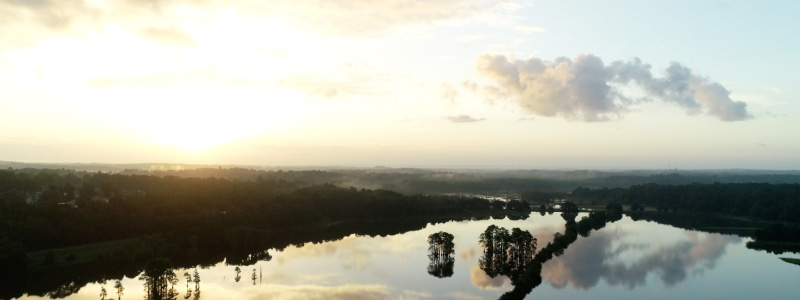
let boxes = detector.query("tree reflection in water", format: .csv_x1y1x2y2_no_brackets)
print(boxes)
0,211,759,300
140,258,178,300
478,225,538,283
114,280,124,300
2,217,462,299
136,260,202,300
427,231,455,278
498,211,619,300
182,272,191,299
192,269,200,300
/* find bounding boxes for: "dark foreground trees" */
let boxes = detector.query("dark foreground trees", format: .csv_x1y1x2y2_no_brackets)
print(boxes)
0,172,502,260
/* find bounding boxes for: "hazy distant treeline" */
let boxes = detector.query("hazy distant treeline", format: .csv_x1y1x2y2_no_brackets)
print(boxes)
119,167,800,193
4,162,800,194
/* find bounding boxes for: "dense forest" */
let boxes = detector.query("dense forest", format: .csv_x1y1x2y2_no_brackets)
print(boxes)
0,168,507,250
568,182,800,223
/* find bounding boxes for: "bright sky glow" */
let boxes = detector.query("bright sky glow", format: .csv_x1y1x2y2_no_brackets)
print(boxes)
1,0,799,169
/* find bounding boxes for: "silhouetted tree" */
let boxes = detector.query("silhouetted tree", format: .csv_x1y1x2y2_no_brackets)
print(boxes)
140,258,178,300
113,280,124,300
479,225,537,282
560,201,579,222
192,269,200,299
47,281,82,298
427,231,455,278
508,228,536,265
182,272,191,299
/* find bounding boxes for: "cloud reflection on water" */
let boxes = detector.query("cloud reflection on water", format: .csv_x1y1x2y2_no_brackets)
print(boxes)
273,233,424,271
459,246,479,261
541,229,742,289
197,280,432,300
245,284,389,300
470,264,511,290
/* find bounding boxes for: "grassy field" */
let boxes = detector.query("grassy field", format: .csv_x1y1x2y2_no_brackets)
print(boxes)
780,257,800,266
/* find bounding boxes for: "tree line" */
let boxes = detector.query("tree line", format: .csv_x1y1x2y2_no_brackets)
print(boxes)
568,182,800,223
0,169,506,252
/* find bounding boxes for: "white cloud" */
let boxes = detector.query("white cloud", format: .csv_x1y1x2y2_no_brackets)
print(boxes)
476,53,616,122
476,54,752,122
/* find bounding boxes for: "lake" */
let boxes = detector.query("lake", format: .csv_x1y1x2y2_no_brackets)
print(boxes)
13,213,800,300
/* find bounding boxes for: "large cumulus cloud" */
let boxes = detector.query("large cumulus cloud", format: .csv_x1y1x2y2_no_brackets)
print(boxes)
476,54,752,122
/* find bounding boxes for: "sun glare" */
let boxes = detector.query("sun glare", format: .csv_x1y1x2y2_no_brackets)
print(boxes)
73,83,309,154
150,122,239,153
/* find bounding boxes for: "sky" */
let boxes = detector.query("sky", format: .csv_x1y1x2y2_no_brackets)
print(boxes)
1,0,799,169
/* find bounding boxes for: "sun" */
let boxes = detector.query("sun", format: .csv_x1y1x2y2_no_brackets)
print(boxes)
150,125,235,153
111,87,308,154
49,14,318,154
136,103,265,153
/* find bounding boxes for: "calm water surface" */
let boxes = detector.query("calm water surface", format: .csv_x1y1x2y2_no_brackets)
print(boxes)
18,214,800,299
